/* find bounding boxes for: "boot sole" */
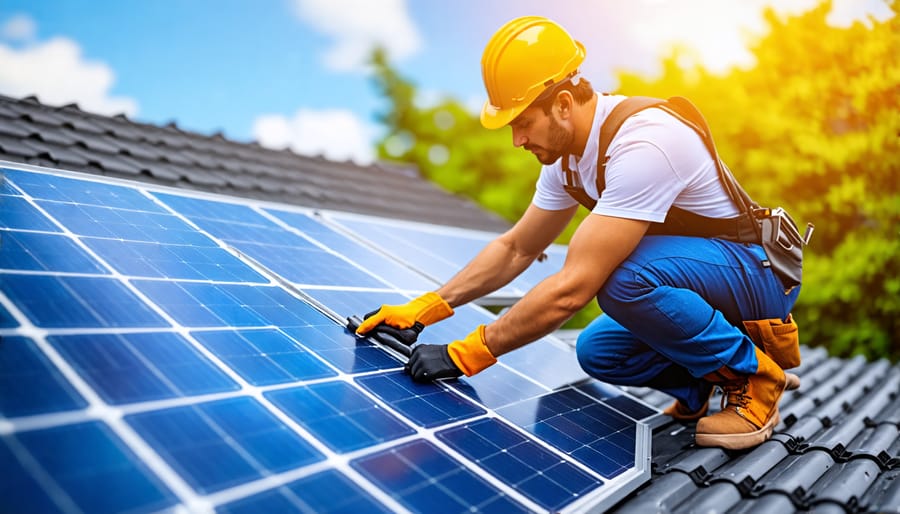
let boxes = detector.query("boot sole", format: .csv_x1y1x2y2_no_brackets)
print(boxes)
695,410,781,450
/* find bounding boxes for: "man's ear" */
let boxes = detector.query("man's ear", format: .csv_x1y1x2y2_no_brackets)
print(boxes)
555,90,574,119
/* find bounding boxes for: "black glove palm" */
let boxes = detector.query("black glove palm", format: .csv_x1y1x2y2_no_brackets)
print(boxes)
405,344,462,382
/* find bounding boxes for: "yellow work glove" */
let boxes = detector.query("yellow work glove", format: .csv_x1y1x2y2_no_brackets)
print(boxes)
355,292,453,335
406,325,497,382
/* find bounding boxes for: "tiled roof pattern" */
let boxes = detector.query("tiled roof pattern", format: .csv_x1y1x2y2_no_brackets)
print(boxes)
3,94,898,513
0,94,511,232
613,346,900,513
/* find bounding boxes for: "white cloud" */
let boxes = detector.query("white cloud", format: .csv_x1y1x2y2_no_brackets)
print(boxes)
0,36,137,116
293,0,421,72
253,108,376,164
1,13,36,41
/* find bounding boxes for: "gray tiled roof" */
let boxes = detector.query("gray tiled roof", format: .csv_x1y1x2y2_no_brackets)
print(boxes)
3,94,898,513
612,346,900,513
0,94,511,232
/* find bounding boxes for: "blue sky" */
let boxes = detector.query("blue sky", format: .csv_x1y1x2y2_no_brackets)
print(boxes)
0,0,891,164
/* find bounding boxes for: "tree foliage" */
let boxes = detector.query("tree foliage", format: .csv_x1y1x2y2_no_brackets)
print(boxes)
370,2,899,359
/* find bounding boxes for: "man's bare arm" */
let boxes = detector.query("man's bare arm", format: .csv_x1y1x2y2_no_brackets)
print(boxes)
484,214,650,356
437,204,577,307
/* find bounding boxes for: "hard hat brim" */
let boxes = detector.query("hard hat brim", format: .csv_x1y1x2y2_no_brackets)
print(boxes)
480,100,524,130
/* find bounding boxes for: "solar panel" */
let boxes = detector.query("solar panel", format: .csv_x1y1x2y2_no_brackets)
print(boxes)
324,211,570,302
1,164,652,513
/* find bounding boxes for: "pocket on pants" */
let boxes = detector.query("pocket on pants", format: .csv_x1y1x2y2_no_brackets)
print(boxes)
742,314,801,369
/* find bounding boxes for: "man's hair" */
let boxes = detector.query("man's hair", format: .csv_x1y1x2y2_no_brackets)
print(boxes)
534,77,594,114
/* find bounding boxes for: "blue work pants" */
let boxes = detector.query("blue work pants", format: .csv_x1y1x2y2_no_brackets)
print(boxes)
575,236,800,412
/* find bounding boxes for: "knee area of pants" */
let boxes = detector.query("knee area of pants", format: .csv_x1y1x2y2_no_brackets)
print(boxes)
575,336,617,377
596,269,648,313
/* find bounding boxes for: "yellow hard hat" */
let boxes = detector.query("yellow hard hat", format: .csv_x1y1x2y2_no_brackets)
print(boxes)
480,16,586,130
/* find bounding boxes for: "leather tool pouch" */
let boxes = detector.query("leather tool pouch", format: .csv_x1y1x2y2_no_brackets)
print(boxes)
758,207,806,292
742,314,801,369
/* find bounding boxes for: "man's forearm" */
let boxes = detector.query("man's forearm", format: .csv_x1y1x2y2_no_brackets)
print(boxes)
437,237,538,307
483,271,593,356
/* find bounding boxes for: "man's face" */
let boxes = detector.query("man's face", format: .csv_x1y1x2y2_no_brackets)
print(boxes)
509,105,574,165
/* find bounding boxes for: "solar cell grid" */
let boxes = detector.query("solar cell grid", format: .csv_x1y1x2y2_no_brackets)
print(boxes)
126,397,324,494
497,388,638,479
267,209,438,291
83,238,265,282
265,380,416,453
3,274,168,328
191,329,337,386
0,336,87,417
49,332,240,404
152,193,390,288
437,417,601,511
0,166,652,513
355,370,485,428
4,169,165,211
1,421,178,513
0,231,107,274
217,469,392,514
281,324,402,373
352,439,531,514
0,195,62,231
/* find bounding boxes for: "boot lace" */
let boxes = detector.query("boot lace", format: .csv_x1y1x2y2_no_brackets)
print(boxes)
720,382,751,411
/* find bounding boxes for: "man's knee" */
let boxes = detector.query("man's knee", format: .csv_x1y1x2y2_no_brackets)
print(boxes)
595,266,649,317
575,330,622,380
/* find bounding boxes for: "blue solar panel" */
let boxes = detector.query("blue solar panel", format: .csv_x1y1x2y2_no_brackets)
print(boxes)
327,212,567,297
152,193,390,288
0,195,62,231
4,169,165,210
437,417,600,511
83,238,265,282
352,439,531,514
0,167,651,513
191,329,336,386
217,469,392,514
576,381,660,422
267,209,438,291
49,332,239,404
0,336,87,417
1,421,178,513
280,324,402,373
355,370,485,428
301,288,411,321
38,202,215,245
133,281,315,327
450,364,549,409
126,397,324,494
265,381,416,453
3,274,168,328
497,388,637,479
0,231,108,273
0,303,17,327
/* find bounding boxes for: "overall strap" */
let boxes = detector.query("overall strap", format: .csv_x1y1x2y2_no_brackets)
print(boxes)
563,95,761,243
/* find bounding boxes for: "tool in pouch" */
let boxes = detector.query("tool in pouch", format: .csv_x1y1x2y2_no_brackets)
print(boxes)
346,315,423,359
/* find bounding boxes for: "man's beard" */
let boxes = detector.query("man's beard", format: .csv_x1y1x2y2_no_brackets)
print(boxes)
526,115,574,165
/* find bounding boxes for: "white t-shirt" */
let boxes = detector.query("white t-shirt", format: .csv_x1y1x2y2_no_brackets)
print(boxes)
531,94,740,222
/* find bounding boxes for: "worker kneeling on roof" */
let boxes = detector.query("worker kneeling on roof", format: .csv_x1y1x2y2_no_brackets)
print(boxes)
356,16,808,451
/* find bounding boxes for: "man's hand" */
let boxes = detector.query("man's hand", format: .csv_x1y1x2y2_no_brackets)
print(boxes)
405,325,497,382
406,344,462,382
355,292,453,335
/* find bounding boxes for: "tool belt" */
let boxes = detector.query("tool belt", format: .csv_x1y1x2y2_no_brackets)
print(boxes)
563,95,813,292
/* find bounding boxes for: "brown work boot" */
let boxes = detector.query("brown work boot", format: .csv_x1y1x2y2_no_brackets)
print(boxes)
695,348,788,450
663,384,714,422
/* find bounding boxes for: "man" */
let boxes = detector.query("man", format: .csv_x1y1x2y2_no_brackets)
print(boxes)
356,16,801,450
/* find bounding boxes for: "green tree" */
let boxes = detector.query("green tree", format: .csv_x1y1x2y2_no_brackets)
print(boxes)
615,2,899,359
